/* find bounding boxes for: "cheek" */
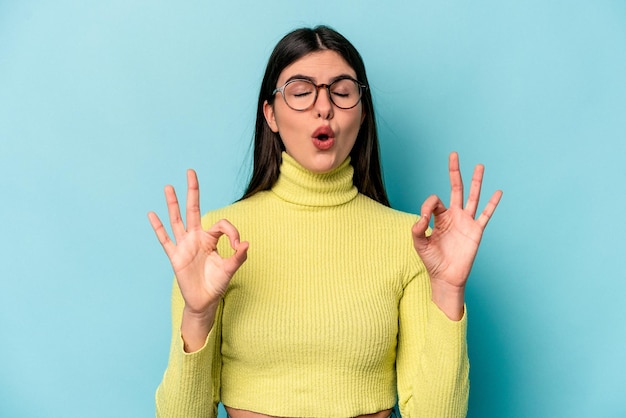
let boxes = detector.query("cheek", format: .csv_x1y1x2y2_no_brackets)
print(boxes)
273,106,300,133
348,110,365,136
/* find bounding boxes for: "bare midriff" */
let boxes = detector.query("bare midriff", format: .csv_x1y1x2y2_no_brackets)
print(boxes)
225,406,393,418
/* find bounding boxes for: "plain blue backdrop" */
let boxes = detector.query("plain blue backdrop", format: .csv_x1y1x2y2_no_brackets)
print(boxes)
1,1,625,417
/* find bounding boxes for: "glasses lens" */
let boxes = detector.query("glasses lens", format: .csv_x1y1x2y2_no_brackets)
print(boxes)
281,79,363,110
329,79,361,109
283,80,317,110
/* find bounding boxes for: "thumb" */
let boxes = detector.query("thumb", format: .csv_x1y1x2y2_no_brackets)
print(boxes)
411,216,430,252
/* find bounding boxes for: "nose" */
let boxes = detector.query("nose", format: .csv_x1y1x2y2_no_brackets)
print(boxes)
313,85,333,119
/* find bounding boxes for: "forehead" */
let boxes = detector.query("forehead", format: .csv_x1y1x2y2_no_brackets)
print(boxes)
277,50,356,84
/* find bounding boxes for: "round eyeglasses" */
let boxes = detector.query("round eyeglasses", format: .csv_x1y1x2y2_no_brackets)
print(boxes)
272,77,367,111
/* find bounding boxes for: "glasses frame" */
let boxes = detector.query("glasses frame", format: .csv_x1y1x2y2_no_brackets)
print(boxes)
272,76,368,111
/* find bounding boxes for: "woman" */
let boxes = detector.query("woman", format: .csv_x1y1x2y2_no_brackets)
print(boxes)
149,26,502,418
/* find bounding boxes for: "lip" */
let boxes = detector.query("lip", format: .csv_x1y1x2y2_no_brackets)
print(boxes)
311,125,335,139
311,125,336,151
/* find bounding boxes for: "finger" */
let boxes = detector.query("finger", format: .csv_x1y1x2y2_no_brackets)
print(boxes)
476,190,503,229
164,185,186,241
206,219,242,248
412,194,447,248
421,194,448,220
448,151,464,209
147,211,175,258
223,240,249,278
465,164,484,217
185,169,202,231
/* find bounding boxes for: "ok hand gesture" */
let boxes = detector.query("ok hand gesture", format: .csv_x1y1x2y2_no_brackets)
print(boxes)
148,170,249,319
411,152,502,320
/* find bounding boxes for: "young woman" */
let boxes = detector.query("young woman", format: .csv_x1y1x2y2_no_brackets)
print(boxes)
149,26,502,418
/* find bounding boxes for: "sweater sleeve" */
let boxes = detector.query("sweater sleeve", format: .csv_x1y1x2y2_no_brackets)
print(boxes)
396,253,470,418
155,280,223,418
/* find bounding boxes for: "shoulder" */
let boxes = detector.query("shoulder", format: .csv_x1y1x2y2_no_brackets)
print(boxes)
353,193,420,226
351,194,421,251
200,192,271,230
353,194,427,286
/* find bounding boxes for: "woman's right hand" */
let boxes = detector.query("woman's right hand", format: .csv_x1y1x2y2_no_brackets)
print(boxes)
148,169,249,319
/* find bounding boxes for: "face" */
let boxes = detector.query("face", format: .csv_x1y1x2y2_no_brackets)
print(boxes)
263,50,365,174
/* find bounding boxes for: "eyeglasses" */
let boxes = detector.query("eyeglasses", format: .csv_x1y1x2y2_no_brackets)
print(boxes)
272,77,367,111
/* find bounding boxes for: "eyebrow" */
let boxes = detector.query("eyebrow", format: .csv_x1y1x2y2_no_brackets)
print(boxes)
284,73,356,84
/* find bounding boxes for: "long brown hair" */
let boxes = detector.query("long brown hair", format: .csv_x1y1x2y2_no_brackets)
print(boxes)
241,26,389,207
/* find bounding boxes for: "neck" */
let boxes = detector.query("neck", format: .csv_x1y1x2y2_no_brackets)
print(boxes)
270,152,358,207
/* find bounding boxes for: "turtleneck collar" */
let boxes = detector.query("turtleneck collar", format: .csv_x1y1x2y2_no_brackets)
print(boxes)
271,152,358,207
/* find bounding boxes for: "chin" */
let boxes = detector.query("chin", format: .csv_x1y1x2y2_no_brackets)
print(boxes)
307,155,343,173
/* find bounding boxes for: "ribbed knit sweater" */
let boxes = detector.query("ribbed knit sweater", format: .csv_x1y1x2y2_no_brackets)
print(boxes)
156,152,469,418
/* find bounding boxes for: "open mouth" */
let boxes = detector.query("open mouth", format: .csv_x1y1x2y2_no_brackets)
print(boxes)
312,135,334,150
312,126,335,150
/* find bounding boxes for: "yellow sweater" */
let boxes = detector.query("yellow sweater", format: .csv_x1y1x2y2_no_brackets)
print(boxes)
156,153,469,418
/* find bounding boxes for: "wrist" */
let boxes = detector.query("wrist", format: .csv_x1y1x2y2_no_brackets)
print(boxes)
182,300,219,322
430,280,465,321
181,302,219,353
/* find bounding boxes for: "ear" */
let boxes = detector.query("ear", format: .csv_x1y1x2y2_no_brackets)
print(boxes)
263,100,279,133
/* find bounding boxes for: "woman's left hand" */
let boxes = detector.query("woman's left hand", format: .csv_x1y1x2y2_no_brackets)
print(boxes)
412,152,502,320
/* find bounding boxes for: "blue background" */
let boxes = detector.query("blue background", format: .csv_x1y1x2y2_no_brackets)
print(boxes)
1,1,625,417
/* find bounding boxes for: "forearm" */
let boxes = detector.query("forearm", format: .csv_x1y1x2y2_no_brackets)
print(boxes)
155,281,222,417
398,301,469,418
397,261,469,417
156,330,219,418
